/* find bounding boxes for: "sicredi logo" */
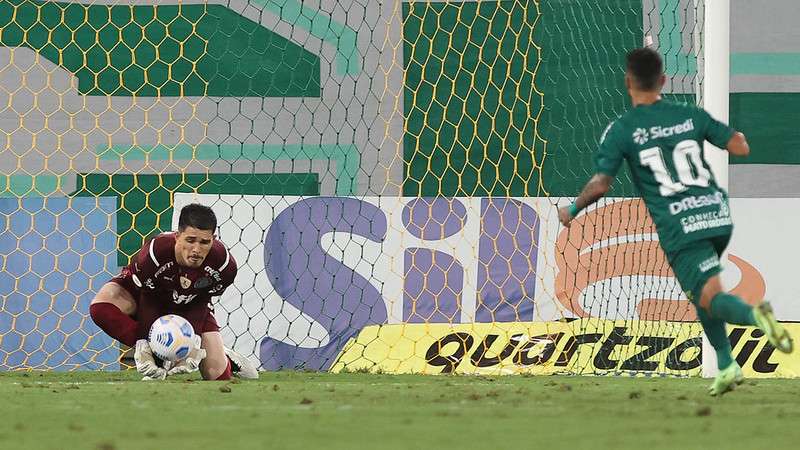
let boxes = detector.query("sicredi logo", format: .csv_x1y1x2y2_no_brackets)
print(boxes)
633,128,649,144
633,119,695,145
650,118,695,138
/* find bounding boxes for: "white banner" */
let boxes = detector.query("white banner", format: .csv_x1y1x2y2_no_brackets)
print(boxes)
172,194,798,371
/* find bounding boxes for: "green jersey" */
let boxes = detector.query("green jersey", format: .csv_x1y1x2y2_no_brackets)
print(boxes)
594,100,736,253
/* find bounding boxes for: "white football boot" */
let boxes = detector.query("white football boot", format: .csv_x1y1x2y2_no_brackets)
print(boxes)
224,347,259,379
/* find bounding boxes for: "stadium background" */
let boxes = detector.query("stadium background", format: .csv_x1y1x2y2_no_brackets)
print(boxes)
0,0,798,376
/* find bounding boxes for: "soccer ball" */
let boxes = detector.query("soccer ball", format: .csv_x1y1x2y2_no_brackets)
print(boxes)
148,314,196,362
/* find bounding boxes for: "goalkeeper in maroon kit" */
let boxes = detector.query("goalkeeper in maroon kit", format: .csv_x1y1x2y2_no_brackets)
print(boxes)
90,203,258,380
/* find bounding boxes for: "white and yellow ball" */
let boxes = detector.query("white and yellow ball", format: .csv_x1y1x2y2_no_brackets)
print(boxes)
148,314,196,362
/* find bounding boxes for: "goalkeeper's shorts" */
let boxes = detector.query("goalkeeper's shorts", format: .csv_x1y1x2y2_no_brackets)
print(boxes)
133,295,220,340
666,233,731,303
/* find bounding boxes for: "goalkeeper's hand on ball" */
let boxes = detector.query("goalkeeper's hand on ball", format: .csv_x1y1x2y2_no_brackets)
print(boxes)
135,339,167,380
167,336,206,376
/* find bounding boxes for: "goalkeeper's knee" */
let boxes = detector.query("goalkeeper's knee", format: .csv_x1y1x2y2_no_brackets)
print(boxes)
201,358,232,381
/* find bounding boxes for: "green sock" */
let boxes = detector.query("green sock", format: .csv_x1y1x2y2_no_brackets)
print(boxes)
695,306,735,370
710,292,756,326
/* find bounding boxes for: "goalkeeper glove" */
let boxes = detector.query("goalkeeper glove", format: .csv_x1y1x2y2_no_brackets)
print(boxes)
167,336,207,376
134,339,167,380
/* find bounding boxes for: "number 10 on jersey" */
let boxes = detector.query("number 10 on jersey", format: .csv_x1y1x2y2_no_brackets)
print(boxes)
639,140,712,196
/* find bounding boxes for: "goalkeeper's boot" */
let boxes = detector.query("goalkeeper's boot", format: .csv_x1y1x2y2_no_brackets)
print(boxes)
708,362,744,397
753,302,793,354
224,347,259,379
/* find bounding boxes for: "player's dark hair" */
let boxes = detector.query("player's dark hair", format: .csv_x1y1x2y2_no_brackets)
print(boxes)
626,47,664,91
178,203,217,232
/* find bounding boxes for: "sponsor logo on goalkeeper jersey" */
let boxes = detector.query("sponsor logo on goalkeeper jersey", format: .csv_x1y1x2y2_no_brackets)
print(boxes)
172,291,196,304
204,266,223,283
333,320,795,377
154,261,173,278
194,277,211,289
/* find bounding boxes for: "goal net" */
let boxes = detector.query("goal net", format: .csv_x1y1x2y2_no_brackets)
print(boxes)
0,0,713,376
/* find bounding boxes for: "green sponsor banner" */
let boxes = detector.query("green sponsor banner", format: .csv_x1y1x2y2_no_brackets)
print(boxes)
0,0,320,97
403,1,642,197
729,93,800,165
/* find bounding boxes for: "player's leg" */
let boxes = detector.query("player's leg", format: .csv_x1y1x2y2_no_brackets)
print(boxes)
699,234,755,325
672,235,754,327
675,237,791,394
199,331,232,380
693,299,743,396
668,241,741,394
180,305,231,380
699,236,792,353
698,275,755,326
697,276,760,395
191,309,258,380
692,296,734,370
89,280,139,347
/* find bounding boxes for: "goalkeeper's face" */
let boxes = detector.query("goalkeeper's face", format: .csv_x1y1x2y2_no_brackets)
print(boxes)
175,226,215,268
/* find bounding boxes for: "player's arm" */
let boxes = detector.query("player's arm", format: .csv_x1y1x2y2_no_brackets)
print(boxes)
130,236,163,291
703,108,749,157
559,120,624,227
726,131,749,156
558,174,614,227
209,248,237,297
130,236,173,380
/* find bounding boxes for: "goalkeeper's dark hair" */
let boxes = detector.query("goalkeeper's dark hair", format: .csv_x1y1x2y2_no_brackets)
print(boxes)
178,203,217,232
626,47,664,91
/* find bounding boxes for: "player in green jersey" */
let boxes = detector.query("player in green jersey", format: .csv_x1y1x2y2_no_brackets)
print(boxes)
558,47,793,395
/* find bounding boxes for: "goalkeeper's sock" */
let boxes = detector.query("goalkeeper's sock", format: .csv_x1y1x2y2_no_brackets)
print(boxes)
696,306,735,371
89,302,138,347
710,292,757,326
215,358,232,381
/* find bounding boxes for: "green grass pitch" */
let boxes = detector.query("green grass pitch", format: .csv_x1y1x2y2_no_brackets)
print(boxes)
1,371,798,450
